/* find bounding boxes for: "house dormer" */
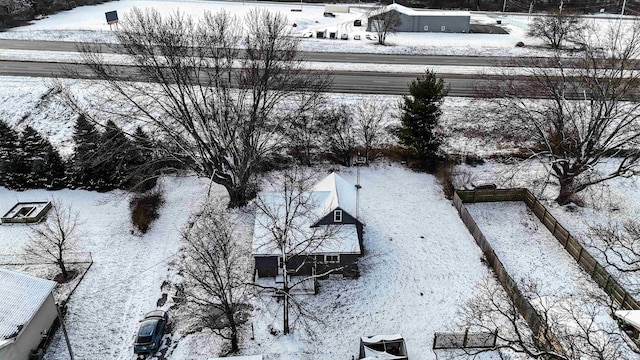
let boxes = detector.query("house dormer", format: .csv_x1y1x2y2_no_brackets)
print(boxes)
311,172,362,227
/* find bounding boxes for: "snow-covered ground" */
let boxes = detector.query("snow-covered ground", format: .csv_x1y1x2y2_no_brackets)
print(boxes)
0,0,543,56
465,201,638,358
0,165,504,359
0,176,216,359
169,164,502,359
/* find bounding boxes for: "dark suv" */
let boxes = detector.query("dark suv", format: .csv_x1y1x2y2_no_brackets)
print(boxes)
134,310,168,356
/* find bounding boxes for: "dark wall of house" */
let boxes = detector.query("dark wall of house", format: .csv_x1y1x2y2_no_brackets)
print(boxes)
255,254,360,278
315,207,359,226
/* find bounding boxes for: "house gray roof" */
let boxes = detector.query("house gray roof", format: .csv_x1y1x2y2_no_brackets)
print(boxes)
0,269,56,343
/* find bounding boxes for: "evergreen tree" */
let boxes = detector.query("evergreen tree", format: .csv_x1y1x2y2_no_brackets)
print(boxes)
19,126,50,188
97,120,132,189
70,114,101,189
43,146,66,190
0,120,19,188
128,126,157,191
16,126,67,189
396,70,448,172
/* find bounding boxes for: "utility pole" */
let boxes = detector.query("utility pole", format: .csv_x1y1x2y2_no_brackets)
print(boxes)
502,0,507,12
621,0,627,16
56,304,74,360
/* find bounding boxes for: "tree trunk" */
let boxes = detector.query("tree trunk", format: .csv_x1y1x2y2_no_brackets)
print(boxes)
556,176,576,205
226,183,253,208
283,293,290,335
58,259,69,279
230,321,239,352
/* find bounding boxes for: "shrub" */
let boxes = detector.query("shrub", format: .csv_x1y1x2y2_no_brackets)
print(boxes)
130,190,164,234
434,161,455,199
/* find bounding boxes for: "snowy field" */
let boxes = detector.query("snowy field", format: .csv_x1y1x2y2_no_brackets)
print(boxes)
0,0,544,56
465,201,639,358
0,75,497,158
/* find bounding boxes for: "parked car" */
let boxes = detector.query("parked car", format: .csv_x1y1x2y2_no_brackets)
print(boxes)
341,33,348,40
365,34,378,40
323,12,336,17
302,32,313,38
354,34,361,40
134,310,169,356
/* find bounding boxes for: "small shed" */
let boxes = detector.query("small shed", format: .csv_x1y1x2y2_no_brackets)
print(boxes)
359,334,408,359
316,29,327,39
1,202,52,224
0,269,58,360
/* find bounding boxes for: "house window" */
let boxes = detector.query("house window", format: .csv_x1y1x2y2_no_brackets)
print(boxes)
334,210,342,222
325,255,339,263
441,25,446,31
423,25,428,31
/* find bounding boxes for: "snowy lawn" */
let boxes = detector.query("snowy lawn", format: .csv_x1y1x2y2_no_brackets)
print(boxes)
465,201,639,358
0,176,217,359
169,164,503,359
457,160,640,299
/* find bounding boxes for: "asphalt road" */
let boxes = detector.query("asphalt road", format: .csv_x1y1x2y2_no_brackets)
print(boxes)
0,59,487,95
0,39,517,67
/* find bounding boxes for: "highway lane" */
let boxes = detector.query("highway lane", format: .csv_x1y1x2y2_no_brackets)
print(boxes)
0,39,517,67
0,59,486,96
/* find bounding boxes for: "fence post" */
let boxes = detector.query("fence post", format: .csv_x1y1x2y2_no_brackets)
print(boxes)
577,247,583,263
463,328,469,347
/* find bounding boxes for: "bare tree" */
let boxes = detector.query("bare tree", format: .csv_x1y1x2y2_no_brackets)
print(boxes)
177,204,252,353
484,20,640,205
458,278,633,360
64,8,330,208
317,105,356,166
253,168,353,334
24,200,80,280
528,10,585,49
367,6,401,45
354,102,389,165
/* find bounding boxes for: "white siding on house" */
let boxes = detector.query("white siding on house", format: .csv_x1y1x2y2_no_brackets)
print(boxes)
0,293,57,360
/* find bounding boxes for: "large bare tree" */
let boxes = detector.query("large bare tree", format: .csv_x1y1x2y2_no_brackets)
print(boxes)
528,10,585,49
367,6,401,45
458,278,635,360
25,200,80,281
484,21,640,204
176,204,252,353
253,168,352,334
67,8,330,207
354,101,389,165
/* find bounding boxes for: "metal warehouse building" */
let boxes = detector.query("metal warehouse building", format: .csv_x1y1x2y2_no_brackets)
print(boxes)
367,4,470,33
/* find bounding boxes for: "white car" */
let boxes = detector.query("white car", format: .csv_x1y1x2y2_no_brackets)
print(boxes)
302,32,313,38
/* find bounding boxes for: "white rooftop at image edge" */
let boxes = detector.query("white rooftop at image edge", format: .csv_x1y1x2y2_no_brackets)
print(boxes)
377,3,470,17
0,268,56,343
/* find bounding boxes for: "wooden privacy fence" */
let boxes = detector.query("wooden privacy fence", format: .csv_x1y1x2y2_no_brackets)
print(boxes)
433,329,497,349
456,188,640,311
453,190,564,354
